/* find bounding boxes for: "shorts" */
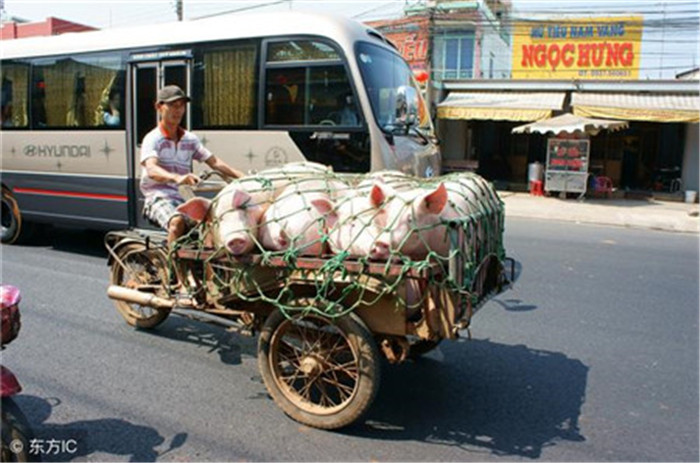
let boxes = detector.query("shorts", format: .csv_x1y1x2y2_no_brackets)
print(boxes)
144,196,189,229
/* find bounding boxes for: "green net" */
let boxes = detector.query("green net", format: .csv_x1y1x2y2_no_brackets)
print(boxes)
170,164,505,320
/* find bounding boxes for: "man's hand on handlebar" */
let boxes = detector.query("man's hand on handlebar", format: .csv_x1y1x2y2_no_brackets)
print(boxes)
175,173,201,186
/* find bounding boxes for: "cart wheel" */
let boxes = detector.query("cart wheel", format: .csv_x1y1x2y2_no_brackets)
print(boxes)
110,242,170,329
258,308,380,430
408,339,441,359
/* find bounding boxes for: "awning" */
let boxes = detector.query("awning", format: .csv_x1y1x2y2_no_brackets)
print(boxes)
572,92,700,123
437,92,566,121
512,112,629,136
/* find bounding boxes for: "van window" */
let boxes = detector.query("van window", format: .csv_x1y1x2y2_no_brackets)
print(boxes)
192,41,258,128
264,40,359,127
0,61,30,129
267,40,340,62
30,53,126,129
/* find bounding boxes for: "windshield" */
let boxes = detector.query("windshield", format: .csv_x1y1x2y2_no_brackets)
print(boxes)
356,42,433,135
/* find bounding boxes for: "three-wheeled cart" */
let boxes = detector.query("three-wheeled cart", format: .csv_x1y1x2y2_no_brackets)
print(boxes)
105,205,512,430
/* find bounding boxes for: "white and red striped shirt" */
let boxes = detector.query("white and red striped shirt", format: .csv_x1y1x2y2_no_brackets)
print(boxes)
139,123,212,201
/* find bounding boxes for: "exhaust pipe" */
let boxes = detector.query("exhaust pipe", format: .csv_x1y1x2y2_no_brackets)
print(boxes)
107,285,174,309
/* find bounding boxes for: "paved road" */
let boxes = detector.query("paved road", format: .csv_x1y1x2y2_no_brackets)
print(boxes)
1,220,698,461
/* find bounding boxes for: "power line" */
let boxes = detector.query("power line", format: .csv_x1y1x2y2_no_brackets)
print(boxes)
192,0,290,19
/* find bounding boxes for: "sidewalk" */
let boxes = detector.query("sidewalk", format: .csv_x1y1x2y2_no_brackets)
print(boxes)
498,191,700,234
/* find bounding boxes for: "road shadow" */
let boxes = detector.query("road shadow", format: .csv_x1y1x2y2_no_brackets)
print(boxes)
16,225,108,258
348,339,588,459
143,315,258,365
11,395,186,461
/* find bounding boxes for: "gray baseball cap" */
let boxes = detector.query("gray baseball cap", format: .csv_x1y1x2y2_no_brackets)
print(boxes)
157,85,190,104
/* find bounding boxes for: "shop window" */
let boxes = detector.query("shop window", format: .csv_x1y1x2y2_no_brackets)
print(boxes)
29,53,125,129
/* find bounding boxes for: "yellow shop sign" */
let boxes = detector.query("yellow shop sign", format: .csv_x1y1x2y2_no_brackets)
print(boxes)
512,16,643,80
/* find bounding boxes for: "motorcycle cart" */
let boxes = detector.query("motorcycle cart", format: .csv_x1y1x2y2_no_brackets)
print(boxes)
105,181,512,430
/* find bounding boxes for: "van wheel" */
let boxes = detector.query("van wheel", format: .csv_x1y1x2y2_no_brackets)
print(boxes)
1,189,23,244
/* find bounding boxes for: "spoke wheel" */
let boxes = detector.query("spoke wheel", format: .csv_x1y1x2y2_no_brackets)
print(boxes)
258,308,380,429
110,242,170,328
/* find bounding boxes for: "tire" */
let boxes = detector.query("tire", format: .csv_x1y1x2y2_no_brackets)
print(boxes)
1,397,39,462
1,189,23,245
110,242,171,329
258,308,380,430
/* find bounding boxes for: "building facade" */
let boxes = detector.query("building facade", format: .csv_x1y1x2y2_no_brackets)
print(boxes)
368,5,699,198
437,80,700,195
1,17,96,40
367,0,512,107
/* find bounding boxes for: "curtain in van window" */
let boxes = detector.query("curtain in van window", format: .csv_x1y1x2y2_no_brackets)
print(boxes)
0,63,29,128
38,58,117,127
203,45,256,126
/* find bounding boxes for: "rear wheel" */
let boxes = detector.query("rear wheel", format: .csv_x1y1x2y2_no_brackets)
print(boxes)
110,242,171,328
258,307,380,430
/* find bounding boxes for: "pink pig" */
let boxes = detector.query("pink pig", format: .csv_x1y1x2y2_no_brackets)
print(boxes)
328,192,382,258
369,181,468,260
177,178,273,255
177,163,333,256
259,179,342,256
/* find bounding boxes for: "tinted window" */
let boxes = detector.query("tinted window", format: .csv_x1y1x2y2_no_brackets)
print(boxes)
30,53,126,129
1,61,30,129
264,40,358,127
192,41,258,128
356,42,432,132
267,40,339,62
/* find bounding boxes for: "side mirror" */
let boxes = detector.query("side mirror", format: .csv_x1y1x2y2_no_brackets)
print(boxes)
395,85,419,129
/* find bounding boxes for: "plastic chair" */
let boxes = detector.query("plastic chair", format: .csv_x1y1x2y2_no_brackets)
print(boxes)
594,176,614,198
529,180,544,196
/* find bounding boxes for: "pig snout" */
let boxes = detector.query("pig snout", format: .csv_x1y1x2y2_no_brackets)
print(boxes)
370,238,391,260
225,234,252,255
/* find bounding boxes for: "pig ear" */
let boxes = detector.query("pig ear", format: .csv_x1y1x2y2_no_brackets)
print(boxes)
232,190,252,209
278,228,289,248
310,198,334,216
324,210,339,230
421,183,448,215
369,182,394,208
177,197,211,222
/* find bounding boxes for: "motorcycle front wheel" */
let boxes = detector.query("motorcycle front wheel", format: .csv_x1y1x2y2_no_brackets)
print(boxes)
1,397,38,462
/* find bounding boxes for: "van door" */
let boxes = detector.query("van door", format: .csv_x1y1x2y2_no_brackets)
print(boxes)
129,54,191,229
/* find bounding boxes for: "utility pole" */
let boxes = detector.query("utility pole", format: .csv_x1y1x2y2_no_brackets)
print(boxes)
175,0,183,21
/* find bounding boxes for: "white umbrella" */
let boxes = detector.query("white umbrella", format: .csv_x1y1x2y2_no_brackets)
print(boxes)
512,112,629,136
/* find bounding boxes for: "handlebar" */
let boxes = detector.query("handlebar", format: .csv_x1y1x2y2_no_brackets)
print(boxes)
178,170,233,199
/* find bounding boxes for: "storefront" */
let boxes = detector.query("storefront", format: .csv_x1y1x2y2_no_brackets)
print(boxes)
436,80,700,195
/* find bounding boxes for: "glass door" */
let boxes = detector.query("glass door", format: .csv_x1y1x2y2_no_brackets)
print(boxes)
130,58,191,228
